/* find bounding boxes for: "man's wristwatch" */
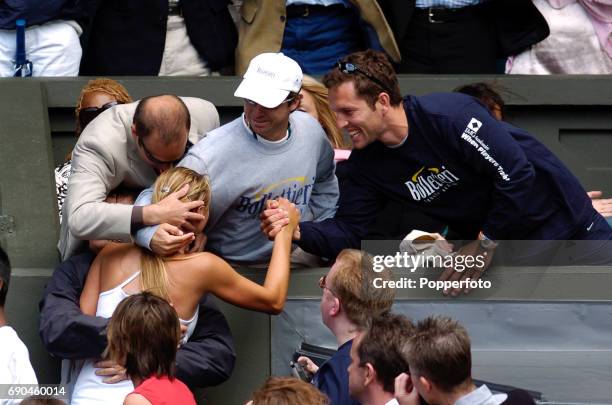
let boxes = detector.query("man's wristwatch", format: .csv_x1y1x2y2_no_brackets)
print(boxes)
478,232,498,250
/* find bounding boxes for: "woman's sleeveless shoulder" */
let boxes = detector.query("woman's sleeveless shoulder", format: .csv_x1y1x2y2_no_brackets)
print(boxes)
97,243,141,290
166,251,221,277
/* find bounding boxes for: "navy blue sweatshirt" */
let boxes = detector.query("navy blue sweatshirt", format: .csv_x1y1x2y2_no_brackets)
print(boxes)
312,340,359,405
298,93,596,259
0,0,88,29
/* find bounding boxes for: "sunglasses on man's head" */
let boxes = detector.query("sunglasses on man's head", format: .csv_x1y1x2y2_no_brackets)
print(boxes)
78,101,120,130
138,137,193,166
336,61,392,95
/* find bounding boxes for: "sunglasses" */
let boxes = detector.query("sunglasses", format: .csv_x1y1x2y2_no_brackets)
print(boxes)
336,61,392,95
138,137,193,166
78,101,120,130
319,274,338,297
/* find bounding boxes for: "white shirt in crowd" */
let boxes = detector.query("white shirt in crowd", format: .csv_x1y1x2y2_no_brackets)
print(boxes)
0,326,38,405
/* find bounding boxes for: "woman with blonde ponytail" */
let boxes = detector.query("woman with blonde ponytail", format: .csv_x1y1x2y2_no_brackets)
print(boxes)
72,167,299,405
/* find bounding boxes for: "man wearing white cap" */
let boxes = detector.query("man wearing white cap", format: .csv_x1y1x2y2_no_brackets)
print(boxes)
134,52,338,264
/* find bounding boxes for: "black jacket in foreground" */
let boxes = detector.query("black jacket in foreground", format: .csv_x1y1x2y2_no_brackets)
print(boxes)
38,252,236,387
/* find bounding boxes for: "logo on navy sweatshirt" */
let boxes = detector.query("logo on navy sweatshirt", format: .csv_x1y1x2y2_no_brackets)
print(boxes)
405,166,460,202
460,117,511,182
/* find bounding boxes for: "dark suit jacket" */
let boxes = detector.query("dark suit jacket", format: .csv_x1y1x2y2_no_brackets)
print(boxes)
80,0,237,75
39,252,236,387
378,0,550,60
0,0,89,29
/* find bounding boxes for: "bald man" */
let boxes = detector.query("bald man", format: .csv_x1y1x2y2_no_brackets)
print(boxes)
58,95,219,259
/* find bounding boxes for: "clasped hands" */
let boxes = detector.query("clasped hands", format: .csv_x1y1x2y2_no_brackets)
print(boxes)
260,199,301,241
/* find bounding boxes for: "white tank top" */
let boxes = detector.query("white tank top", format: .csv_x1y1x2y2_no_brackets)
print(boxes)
71,271,199,405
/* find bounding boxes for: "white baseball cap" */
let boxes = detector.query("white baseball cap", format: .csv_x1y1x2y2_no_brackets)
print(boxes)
234,53,303,108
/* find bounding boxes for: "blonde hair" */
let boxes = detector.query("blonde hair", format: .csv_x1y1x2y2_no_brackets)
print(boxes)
301,75,347,149
140,167,211,300
331,249,395,329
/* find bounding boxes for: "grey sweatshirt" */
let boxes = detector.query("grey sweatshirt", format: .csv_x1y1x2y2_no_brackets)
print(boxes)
135,111,338,263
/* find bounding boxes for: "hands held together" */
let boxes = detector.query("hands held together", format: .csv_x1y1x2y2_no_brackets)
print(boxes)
260,198,301,241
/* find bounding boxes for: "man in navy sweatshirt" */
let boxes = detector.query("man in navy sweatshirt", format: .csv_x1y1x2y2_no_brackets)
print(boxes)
262,50,612,288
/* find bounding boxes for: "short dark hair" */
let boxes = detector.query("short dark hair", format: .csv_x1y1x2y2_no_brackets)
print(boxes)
322,50,403,108
133,95,191,144
106,292,181,382
0,246,11,307
358,312,414,393
405,316,472,392
454,82,506,120
251,376,329,405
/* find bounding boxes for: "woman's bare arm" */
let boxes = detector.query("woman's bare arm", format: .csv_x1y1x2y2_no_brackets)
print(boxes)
202,198,299,314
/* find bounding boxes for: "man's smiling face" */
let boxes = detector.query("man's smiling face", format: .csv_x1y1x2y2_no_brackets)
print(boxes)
328,81,385,149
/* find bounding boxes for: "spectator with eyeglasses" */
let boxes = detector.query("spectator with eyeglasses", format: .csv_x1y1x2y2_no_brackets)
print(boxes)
58,94,219,260
55,79,132,225
296,249,395,405
133,53,338,265
262,49,612,295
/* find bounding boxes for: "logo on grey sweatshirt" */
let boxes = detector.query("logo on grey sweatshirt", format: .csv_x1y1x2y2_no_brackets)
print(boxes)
236,176,315,218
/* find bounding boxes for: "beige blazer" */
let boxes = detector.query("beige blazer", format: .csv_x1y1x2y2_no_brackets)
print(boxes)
58,97,219,260
235,0,400,75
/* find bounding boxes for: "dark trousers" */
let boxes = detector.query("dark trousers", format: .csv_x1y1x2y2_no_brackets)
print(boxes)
398,6,499,74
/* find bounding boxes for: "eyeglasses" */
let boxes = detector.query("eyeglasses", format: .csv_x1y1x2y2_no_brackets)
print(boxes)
138,137,192,166
336,61,392,95
78,101,120,130
319,275,338,297
244,97,295,110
